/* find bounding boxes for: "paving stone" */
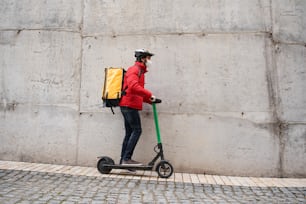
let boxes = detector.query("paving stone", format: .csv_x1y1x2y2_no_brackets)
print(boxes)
0,166,305,204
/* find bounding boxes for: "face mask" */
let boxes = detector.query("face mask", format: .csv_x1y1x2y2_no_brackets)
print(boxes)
145,60,152,68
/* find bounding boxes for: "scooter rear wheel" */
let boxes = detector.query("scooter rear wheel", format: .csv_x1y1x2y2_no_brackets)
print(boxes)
97,156,114,174
156,160,174,178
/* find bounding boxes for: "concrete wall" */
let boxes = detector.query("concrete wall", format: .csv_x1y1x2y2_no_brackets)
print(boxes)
0,0,305,177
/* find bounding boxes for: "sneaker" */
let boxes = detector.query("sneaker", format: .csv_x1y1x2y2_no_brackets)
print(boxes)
122,159,143,166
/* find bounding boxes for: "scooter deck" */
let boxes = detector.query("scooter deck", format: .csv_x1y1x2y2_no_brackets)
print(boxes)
103,164,153,171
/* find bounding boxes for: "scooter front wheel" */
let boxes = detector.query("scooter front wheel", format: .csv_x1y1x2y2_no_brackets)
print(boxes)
97,156,114,174
156,160,174,178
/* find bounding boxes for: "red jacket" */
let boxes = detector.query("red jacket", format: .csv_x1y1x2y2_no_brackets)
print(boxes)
119,62,152,110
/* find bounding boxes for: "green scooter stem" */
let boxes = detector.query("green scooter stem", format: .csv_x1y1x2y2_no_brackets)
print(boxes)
152,103,162,144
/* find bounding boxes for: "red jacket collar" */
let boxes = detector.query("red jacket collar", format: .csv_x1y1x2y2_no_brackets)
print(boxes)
135,61,148,72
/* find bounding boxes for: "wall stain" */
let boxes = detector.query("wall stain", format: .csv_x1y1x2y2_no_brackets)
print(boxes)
0,100,18,111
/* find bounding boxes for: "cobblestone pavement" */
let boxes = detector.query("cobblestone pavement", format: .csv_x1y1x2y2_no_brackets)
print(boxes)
0,161,305,203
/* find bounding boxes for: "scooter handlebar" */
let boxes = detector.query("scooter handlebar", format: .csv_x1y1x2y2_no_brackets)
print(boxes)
152,98,162,104
151,96,162,104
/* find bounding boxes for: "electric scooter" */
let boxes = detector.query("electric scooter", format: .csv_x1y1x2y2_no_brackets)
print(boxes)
97,103,174,178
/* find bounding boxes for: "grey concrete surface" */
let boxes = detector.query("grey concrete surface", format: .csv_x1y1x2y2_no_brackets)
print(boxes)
0,0,82,31
275,44,306,122
0,0,305,177
83,0,271,35
272,0,306,43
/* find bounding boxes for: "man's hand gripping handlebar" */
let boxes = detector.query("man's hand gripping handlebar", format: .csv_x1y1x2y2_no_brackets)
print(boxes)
151,96,162,104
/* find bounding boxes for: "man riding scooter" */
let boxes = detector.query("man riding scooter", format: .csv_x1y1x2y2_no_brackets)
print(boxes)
119,49,161,166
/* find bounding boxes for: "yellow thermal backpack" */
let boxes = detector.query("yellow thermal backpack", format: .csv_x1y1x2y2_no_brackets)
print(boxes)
102,67,126,113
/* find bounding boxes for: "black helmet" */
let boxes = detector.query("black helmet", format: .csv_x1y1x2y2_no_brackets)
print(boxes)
134,49,154,60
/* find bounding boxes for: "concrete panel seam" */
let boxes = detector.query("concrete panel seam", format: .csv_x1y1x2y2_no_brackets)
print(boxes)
278,122,289,178
4,28,302,47
75,0,86,166
265,33,283,177
81,31,271,38
0,28,81,34
272,39,306,46
281,122,306,125
258,0,272,33
0,102,78,110
269,0,274,43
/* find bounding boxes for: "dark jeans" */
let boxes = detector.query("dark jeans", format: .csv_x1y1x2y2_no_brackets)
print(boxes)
120,106,142,162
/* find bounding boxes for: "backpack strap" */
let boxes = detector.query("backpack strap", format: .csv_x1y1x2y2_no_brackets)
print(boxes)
138,66,144,78
110,107,115,114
